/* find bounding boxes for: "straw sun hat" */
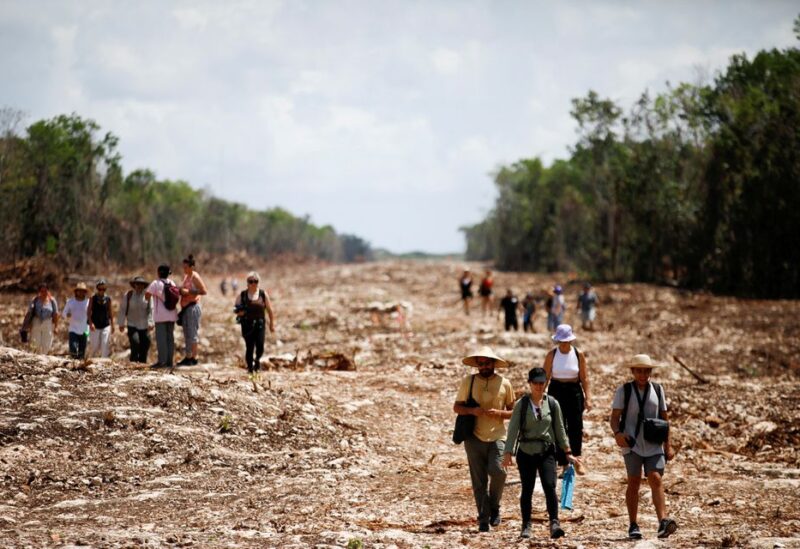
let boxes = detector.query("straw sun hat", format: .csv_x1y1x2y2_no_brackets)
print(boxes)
462,346,509,368
622,354,667,369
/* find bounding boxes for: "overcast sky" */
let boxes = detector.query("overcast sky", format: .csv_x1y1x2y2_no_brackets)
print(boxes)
1,1,797,253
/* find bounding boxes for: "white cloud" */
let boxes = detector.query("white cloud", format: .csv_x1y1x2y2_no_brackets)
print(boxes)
431,48,462,75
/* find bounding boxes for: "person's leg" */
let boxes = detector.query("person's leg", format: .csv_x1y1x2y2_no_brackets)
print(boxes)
563,383,584,459
623,453,643,525
68,332,79,358
183,306,198,359
88,329,100,357
464,437,491,526
242,321,254,371
547,382,570,467
100,326,111,358
540,452,559,521
253,322,265,371
139,329,151,363
78,333,87,359
127,326,139,361
487,439,507,522
644,455,667,520
165,321,174,366
155,322,168,365
516,450,536,527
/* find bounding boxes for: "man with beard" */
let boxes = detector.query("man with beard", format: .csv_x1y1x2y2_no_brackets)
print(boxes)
453,346,516,533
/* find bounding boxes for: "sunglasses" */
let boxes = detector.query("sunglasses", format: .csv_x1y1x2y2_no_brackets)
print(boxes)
247,279,258,284
97,287,107,292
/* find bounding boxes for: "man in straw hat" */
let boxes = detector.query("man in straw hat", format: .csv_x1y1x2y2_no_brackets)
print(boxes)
61,282,90,359
610,354,677,540
118,276,154,364
453,346,516,533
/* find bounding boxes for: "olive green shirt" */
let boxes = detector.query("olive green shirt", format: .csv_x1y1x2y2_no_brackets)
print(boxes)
504,394,569,455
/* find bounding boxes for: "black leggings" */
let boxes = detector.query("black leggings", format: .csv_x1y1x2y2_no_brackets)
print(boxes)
241,319,265,372
517,449,558,523
548,380,584,465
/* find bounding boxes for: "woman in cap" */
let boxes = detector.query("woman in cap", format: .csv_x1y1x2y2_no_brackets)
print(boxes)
62,282,90,359
21,283,59,354
87,279,115,358
234,271,275,374
453,346,516,533
118,276,153,363
502,367,581,539
543,323,591,475
610,354,677,540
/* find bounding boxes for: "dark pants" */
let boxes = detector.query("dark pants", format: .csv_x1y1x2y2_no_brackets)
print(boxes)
548,380,584,465
523,311,533,332
504,316,518,331
241,319,266,372
464,437,507,523
68,332,87,359
127,327,150,363
517,448,559,523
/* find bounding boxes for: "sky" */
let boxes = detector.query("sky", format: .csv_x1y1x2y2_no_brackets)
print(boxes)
1,1,797,254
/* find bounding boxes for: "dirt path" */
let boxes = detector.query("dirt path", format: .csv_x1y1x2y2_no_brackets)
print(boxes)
0,261,799,547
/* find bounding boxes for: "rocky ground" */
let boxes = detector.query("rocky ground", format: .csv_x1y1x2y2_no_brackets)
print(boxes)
0,260,799,548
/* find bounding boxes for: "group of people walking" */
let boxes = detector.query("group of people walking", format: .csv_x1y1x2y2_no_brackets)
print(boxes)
19,256,275,372
453,325,676,540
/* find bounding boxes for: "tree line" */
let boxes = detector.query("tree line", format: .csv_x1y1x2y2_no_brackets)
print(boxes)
0,111,372,272
462,23,800,299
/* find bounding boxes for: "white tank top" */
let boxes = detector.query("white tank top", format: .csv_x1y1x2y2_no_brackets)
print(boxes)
552,346,579,379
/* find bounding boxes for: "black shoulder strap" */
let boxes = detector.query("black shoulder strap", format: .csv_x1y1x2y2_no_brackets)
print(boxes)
126,290,133,313
653,382,664,415
240,289,249,306
259,289,266,302
514,394,530,454
620,382,633,432
547,395,557,432
633,382,652,440
573,345,580,362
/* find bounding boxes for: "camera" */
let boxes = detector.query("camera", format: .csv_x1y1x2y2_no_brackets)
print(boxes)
234,304,246,324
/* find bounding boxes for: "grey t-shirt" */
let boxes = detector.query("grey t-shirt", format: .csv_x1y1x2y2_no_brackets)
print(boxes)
612,382,668,457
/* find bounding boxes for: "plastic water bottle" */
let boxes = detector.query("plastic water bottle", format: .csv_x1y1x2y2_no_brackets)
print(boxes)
560,463,575,510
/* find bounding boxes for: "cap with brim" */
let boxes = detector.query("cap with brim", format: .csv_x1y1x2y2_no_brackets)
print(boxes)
96,279,107,288
622,354,666,369
74,282,88,292
462,346,508,368
528,367,547,383
130,276,148,287
551,324,577,342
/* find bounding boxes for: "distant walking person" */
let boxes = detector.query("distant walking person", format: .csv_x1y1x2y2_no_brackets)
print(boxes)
503,367,581,539
453,346,515,533
146,265,179,369
479,270,494,316
547,285,566,332
498,289,520,331
177,254,208,366
118,276,153,363
87,279,114,358
543,324,591,476
235,271,275,374
459,268,473,315
62,282,90,359
610,354,677,540
577,283,599,331
522,292,536,333
21,283,59,354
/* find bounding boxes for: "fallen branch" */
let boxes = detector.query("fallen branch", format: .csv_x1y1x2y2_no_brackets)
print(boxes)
672,355,709,384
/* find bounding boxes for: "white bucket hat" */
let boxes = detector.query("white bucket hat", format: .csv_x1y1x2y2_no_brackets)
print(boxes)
462,346,508,368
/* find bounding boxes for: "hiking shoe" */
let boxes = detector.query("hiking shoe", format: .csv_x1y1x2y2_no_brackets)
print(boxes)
520,523,531,538
149,362,167,369
550,519,565,539
628,522,642,540
176,357,192,366
489,511,501,527
190,358,199,365
478,522,489,533
657,518,677,539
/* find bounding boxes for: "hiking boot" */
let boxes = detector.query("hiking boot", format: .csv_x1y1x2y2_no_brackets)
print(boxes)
550,519,565,539
520,523,531,538
657,518,677,539
176,357,193,366
489,510,501,527
628,522,642,540
478,521,489,533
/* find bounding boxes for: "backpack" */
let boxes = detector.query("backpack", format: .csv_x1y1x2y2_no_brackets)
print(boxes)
549,345,580,365
162,280,181,310
514,394,558,455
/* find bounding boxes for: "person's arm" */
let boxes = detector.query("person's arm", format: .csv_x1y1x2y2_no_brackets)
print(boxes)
52,299,60,331
659,386,674,460
146,296,153,328
264,291,275,332
551,399,574,459
117,292,127,330
87,297,95,331
107,298,115,333
578,351,592,411
502,400,523,466
192,272,208,296
610,408,629,448
543,349,554,391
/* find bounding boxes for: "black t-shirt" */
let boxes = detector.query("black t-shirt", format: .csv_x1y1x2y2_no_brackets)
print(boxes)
91,295,111,329
500,296,519,318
